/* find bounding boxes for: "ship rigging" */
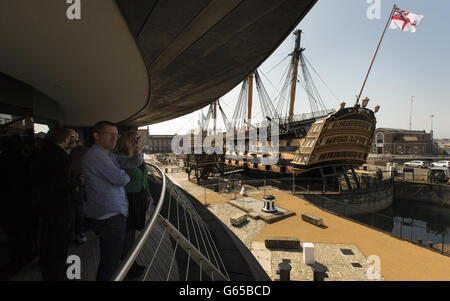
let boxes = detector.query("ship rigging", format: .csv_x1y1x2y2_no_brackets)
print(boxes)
185,29,378,184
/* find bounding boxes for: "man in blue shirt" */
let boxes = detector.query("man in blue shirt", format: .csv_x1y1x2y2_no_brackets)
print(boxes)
82,121,143,281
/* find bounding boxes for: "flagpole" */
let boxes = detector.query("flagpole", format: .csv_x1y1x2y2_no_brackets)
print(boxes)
356,4,397,104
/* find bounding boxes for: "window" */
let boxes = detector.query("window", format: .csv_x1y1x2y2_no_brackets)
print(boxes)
376,133,384,144
34,123,49,134
303,139,315,147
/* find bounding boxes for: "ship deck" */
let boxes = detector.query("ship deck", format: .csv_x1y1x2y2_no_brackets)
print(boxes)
167,171,450,281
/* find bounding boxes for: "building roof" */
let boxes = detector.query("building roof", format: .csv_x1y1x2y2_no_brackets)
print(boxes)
149,135,175,138
403,136,419,142
376,128,427,134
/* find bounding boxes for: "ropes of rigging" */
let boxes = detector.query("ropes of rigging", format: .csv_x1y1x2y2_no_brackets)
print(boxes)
303,55,340,103
299,54,327,113
231,78,249,130
217,101,231,130
275,62,294,118
254,70,279,121
265,54,291,76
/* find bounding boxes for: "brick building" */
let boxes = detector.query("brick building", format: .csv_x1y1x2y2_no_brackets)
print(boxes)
147,134,174,153
372,128,434,155
136,128,175,153
137,128,151,149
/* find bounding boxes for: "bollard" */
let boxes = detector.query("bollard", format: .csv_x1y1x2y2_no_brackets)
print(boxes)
311,264,328,281
313,270,327,281
262,195,277,213
417,238,423,245
278,261,292,281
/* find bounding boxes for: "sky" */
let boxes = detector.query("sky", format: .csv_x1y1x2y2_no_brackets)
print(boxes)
144,0,450,139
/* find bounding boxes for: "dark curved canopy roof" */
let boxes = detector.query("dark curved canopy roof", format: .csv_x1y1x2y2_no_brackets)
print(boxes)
0,0,317,127
115,0,318,127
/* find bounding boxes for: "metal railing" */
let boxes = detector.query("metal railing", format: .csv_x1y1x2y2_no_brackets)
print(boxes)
113,163,167,281
158,180,229,281
195,175,449,257
113,163,230,281
274,109,335,125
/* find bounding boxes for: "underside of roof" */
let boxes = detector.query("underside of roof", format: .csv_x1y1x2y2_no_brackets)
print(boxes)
0,0,317,127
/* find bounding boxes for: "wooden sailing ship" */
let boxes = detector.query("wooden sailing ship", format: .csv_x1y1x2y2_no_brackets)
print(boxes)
186,30,379,183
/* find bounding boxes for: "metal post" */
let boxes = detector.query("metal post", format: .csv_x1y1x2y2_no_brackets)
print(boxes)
292,172,295,195
278,261,291,281
356,4,397,104
400,217,403,239
312,265,327,281
264,177,267,198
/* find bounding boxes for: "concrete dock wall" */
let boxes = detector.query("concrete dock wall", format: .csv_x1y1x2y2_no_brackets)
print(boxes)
394,181,450,207
299,187,394,217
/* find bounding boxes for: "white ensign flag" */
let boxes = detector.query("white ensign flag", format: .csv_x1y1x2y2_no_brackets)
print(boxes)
390,7,424,32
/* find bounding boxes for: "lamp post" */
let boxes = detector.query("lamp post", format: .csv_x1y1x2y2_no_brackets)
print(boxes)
429,114,435,139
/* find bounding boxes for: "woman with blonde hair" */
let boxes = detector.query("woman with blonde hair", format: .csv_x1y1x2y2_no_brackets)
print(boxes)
115,131,151,279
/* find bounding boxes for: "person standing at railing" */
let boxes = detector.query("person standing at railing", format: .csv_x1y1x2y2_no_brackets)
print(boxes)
115,131,151,279
32,127,73,281
82,121,144,281
67,130,89,244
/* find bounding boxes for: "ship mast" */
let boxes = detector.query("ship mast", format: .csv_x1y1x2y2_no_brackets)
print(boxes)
213,100,217,134
248,72,254,123
289,30,303,123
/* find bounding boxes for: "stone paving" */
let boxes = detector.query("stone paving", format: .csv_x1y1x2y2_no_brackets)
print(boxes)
208,203,266,249
167,172,450,281
207,201,383,281
207,208,383,281
169,172,382,281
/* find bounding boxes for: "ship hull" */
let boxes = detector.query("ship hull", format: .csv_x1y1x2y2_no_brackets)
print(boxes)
223,105,376,177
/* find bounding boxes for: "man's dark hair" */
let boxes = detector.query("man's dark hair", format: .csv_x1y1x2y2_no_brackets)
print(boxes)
45,127,71,144
92,121,117,133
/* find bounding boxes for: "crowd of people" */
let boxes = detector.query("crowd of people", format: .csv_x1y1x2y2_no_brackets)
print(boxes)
1,120,152,281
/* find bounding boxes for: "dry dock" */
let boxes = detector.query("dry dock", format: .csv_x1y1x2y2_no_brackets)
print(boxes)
168,172,450,281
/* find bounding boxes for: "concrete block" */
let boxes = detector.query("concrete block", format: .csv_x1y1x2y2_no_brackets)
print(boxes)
230,213,247,227
303,242,315,265
248,212,260,220
265,237,301,249
301,213,323,226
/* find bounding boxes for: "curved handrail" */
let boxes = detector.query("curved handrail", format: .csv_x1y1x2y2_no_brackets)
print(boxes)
112,163,167,281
